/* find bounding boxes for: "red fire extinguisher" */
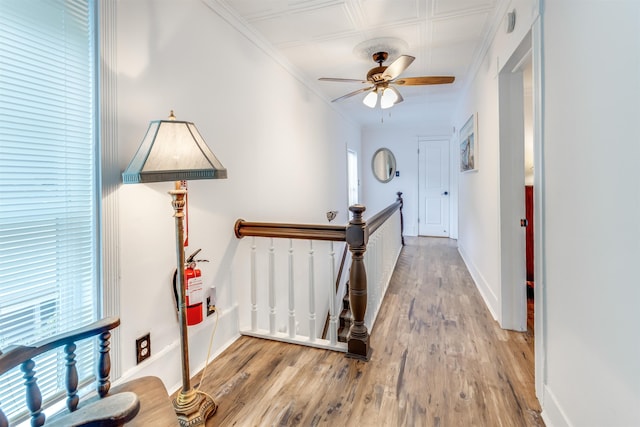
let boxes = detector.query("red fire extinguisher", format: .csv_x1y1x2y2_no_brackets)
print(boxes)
173,249,208,326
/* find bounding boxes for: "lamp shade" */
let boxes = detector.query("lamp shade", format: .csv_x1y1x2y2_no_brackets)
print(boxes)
380,87,399,109
122,118,227,183
362,91,378,108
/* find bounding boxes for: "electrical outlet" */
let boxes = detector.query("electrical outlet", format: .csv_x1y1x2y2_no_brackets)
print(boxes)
136,333,151,364
206,297,216,317
206,286,217,317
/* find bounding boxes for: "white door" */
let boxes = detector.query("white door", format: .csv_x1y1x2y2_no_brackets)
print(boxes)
419,140,450,237
347,149,358,206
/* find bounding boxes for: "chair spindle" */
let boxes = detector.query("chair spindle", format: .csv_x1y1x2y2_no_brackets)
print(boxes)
64,343,79,412
21,359,45,426
98,331,112,397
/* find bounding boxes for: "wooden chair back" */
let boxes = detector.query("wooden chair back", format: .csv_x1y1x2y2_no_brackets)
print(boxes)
0,317,133,426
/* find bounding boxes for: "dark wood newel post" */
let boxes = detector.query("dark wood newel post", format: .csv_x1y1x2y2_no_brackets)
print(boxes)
397,191,405,246
346,204,371,361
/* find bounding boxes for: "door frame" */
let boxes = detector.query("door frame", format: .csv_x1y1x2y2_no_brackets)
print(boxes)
498,19,546,402
498,44,527,332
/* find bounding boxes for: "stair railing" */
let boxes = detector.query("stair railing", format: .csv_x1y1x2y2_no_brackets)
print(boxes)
234,192,404,360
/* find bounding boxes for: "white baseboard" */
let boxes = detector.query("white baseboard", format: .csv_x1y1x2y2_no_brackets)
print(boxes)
541,384,573,427
457,243,499,322
115,305,240,395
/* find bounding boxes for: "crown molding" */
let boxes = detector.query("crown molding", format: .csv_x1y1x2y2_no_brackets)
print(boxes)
453,0,511,114
200,0,358,127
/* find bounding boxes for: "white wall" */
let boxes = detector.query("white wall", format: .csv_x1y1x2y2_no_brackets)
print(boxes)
110,0,640,423
114,0,360,392
361,124,454,237
455,0,640,425
541,1,640,425
455,53,503,318
454,0,540,331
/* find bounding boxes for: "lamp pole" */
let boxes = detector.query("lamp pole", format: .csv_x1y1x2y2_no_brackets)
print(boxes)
169,187,216,426
122,112,226,426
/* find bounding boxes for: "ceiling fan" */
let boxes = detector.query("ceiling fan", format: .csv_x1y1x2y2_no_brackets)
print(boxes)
319,51,455,109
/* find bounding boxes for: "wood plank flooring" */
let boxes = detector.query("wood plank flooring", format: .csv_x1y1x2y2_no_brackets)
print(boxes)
192,237,543,426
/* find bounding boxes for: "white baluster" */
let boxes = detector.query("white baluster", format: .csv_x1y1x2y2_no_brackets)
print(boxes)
328,241,337,345
308,240,316,342
269,238,276,335
371,234,378,326
251,236,257,331
377,228,383,312
288,239,296,338
363,240,370,327
368,234,375,326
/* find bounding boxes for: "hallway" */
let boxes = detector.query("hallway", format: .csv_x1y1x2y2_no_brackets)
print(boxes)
192,237,543,426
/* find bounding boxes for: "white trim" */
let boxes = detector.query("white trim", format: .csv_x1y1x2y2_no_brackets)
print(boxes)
541,385,573,427
200,0,357,127
458,244,499,321
98,0,121,378
115,305,241,395
531,13,546,405
455,0,512,108
497,60,527,332
240,330,347,353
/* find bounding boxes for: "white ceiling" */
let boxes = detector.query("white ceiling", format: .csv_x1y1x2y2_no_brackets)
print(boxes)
217,0,505,129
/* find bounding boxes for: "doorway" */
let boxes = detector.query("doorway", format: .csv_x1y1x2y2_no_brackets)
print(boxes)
498,20,545,402
523,61,535,334
418,139,450,237
498,30,535,333
347,149,359,207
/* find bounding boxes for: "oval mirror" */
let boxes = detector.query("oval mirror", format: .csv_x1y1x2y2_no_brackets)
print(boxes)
371,148,396,183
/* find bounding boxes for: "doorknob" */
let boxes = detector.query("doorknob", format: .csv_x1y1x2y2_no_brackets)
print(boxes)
443,191,449,196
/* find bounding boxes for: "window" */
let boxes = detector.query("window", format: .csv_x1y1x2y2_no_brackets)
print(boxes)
0,0,98,422
347,149,359,207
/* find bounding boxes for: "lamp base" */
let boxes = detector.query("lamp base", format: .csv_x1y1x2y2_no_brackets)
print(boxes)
173,389,217,427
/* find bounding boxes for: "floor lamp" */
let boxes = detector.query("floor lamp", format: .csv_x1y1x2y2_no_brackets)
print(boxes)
122,111,227,426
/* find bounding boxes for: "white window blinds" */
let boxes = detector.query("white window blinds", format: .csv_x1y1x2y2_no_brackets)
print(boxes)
0,0,98,422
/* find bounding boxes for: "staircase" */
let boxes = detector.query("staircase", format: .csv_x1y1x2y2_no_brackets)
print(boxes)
337,285,352,343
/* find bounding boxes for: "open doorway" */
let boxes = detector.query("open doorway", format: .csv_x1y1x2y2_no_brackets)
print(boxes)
523,61,535,335
498,30,533,333
498,21,545,402
347,149,359,207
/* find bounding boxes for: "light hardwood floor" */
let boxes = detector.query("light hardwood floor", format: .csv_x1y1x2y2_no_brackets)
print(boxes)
193,237,543,426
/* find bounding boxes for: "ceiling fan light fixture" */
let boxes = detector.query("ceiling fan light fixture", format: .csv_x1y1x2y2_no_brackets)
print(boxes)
363,91,378,108
380,87,399,109
319,48,455,109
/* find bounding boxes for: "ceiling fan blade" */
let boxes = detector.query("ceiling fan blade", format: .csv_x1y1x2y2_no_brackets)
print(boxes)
319,77,367,84
393,76,455,86
392,87,404,105
381,55,415,81
331,86,374,102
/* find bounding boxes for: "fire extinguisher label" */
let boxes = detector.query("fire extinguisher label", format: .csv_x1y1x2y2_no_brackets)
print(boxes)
187,276,204,304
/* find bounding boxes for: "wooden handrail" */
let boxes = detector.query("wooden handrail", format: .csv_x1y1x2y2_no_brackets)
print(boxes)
367,192,404,236
234,220,346,241
234,194,405,361
235,192,405,242
367,200,401,235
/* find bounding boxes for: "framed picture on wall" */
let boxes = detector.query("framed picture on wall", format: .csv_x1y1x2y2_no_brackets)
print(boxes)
460,113,477,172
